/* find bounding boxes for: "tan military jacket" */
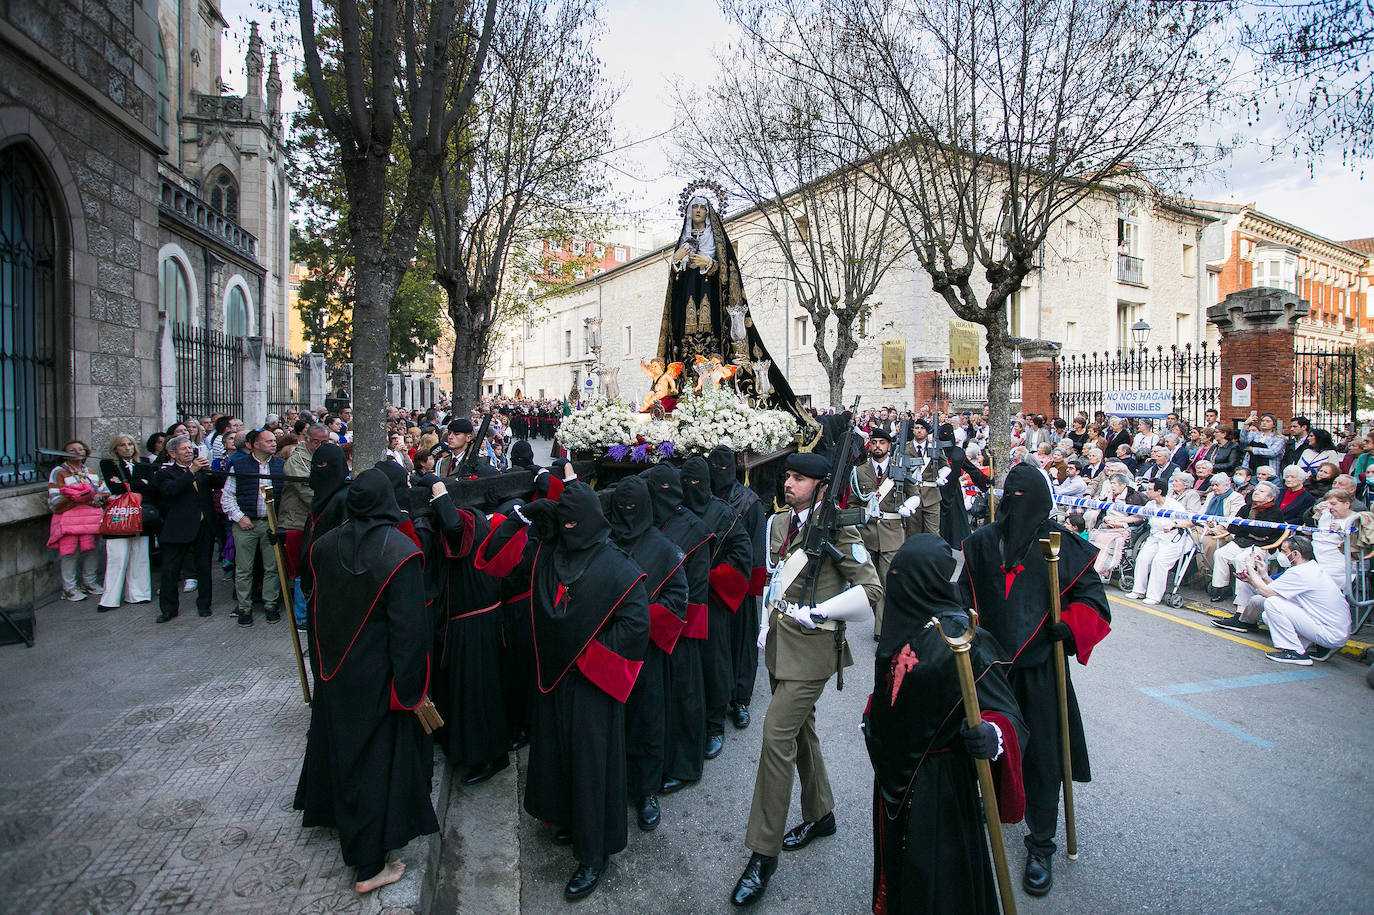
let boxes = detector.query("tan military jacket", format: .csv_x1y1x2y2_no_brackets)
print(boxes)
764,511,882,681
851,459,912,554
904,439,943,509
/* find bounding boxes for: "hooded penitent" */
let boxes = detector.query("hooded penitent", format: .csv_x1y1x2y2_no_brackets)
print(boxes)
309,443,348,514
679,456,714,517
510,440,536,470
707,445,736,498
311,469,418,680
372,459,412,516
996,462,1053,568
641,463,684,527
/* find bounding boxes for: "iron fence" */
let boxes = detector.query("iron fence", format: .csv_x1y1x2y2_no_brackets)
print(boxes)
266,344,303,416
935,351,1022,409
1052,342,1220,428
1294,345,1357,432
173,322,244,420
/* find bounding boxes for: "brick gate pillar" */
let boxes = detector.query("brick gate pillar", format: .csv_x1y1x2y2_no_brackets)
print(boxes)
911,356,946,412
1019,339,1061,418
1207,288,1309,424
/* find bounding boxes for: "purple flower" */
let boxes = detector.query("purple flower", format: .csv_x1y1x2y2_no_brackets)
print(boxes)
657,441,676,458
608,444,632,461
631,443,652,463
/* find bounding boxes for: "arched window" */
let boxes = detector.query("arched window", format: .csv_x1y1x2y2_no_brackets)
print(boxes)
207,168,239,222
0,145,63,485
225,284,249,337
160,256,191,325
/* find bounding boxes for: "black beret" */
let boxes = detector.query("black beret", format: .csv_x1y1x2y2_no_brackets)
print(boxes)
786,451,831,480
447,419,474,435
867,428,892,442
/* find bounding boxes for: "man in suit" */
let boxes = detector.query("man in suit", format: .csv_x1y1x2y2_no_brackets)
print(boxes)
1163,433,1191,470
850,429,913,640
899,421,942,536
153,434,214,623
438,419,475,476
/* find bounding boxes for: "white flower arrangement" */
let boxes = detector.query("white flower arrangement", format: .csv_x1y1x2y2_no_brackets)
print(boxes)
555,386,796,456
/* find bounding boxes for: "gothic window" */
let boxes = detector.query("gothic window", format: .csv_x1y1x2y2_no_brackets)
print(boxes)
160,256,191,325
0,146,63,486
207,168,239,221
225,284,249,337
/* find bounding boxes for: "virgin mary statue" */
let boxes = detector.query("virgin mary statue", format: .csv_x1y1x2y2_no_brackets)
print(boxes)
657,181,807,423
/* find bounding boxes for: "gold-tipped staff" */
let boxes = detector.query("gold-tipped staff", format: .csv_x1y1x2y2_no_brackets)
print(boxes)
263,485,311,704
934,609,1017,915
1039,531,1076,860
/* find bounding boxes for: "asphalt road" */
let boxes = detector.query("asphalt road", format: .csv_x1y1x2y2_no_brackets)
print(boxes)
515,436,1374,913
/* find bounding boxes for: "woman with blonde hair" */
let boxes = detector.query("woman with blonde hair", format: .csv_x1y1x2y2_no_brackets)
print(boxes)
98,434,154,610
47,440,108,601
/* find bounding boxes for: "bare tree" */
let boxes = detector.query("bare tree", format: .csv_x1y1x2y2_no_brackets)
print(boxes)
728,0,1228,480
431,0,615,410
296,0,498,462
672,37,908,407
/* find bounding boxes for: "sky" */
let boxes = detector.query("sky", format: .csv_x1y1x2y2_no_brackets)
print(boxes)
217,0,1370,244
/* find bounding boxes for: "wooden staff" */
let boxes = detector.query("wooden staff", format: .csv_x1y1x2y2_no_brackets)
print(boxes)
1039,531,1077,859
263,486,311,704
934,610,1017,915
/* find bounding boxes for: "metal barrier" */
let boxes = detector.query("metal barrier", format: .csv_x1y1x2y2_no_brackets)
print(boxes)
1053,343,1219,429
173,322,244,419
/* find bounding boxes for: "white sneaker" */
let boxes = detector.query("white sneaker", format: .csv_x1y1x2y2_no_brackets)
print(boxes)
1128,591,1145,600
63,588,86,602
82,583,104,596
184,579,198,592
1142,597,1161,605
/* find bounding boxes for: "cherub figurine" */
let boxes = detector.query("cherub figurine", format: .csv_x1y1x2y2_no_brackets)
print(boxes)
640,357,683,413
692,354,738,393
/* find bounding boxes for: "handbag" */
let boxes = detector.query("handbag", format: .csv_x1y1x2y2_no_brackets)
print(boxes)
99,492,144,536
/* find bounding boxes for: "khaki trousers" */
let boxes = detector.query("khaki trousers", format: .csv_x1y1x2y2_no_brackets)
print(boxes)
872,549,893,637
744,676,834,857
231,518,280,613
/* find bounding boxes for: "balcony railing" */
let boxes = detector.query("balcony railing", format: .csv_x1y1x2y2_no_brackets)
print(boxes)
1118,254,1144,285
158,178,258,261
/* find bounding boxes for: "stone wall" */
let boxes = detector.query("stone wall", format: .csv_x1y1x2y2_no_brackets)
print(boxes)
0,0,163,602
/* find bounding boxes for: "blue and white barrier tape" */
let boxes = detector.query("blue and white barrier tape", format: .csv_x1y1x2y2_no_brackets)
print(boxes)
991,489,1325,536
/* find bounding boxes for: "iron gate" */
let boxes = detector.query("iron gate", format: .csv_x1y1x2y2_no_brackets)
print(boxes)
1294,345,1357,431
173,322,244,420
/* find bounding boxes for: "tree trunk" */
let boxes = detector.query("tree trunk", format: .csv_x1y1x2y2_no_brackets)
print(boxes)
984,323,1016,489
446,288,493,412
350,244,398,468
827,368,845,409
449,320,486,411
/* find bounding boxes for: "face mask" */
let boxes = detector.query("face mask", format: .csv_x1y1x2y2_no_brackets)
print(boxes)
1232,474,1245,486
1275,551,1292,568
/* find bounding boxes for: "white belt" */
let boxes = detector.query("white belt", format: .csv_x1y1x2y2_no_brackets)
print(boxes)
776,610,839,632
877,511,904,521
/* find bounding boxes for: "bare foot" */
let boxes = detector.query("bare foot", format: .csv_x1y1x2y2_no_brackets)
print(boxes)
354,860,405,894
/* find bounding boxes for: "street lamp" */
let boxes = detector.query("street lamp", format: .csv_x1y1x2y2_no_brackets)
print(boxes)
1131,319,1151,350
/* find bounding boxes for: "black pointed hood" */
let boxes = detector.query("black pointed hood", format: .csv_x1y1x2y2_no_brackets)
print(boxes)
680,456,713,517
641,463,683,526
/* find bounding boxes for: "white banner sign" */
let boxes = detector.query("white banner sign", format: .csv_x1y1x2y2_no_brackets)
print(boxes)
1103,390,1173,418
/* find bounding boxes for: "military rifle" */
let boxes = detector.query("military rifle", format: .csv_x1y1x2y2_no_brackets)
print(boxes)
795,396,862,690
457,409,494,477
887,418,914,485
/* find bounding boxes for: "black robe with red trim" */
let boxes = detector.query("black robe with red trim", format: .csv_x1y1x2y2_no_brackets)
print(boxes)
475,515,651,863
725,482,767,708
294,530,439,870
864,618,1025,915
659,507,714,782
698,496,752,737
624,527,689,798
961,519,1109,805
428,496,507,769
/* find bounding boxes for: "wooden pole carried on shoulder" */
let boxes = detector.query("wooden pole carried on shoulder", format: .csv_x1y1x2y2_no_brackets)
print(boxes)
263,486,311,705
934,610,1017,915
1039,531,1077,859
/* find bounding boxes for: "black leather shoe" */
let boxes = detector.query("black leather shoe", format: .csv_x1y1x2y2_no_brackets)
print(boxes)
781,811,836,851
463,754,509,786
636,795,660,831
1208,585,1228,602
705,734,724,759
660,777,694,794
1023,852,1053,896
508,729,529,752
564,858,606,900
730,853,777,907
552,827,573,845
731,704,750,729
197,608,212,618
155,611,177,624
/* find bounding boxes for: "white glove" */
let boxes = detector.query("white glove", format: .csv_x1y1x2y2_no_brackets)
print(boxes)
785,602,818,630
757,610,771,648
898,495,921,518
936,467,951,486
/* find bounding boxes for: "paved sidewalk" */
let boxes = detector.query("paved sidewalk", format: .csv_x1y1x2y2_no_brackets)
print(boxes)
0,582,440,914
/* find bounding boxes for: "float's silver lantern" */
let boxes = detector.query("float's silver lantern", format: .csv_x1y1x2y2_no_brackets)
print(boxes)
752,359,773,397
601,365,620,401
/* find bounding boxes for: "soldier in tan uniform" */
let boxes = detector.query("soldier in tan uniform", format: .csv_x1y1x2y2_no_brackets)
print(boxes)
730,452,882,907
898,420,944,535
850,428,914,640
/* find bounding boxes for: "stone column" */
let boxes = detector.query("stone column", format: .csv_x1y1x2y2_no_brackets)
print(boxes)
301,353,327,413
1018,339,1062,418
1207,288,1309,423
911,355,946,412
242,336,268,425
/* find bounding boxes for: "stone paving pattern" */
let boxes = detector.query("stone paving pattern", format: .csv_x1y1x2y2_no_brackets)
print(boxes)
0,584,428,915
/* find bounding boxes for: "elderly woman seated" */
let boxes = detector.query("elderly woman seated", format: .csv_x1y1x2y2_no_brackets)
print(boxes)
1167,470,1203,513
1088,473,1148,580
1277,465,1317,525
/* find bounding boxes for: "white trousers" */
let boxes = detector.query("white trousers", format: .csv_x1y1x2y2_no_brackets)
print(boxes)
1261,595,1349,653
1132,535,1188,602
59,549,101,592
100,536,152,607
1211,542,1259,588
